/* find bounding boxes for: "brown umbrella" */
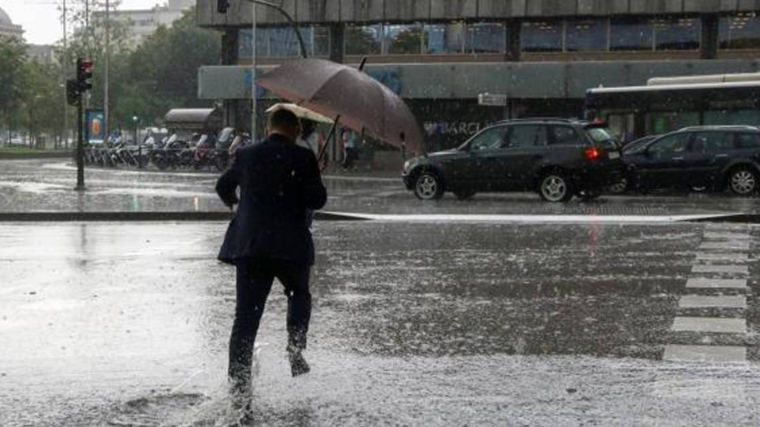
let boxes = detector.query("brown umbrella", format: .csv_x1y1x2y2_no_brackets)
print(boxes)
256,58,424,156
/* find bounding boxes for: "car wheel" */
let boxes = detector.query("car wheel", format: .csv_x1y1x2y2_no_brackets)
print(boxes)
728,167,758,196
413,171,444,200
538,172,573,202
607,177,628,194
453,190,476,200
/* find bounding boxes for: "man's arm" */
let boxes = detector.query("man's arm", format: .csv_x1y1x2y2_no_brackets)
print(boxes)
302,152,327,210
216,153,241,208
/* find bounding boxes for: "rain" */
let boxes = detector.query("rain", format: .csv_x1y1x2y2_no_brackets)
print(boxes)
1,1,760,426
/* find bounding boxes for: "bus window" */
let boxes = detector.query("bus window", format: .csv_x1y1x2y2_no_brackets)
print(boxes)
704,110,760,126
647,112,699,134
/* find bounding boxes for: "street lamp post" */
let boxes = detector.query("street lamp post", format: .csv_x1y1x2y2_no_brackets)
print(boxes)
224,0,308,141
132,115,138,145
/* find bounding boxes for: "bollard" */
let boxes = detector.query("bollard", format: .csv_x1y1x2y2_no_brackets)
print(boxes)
138,144,143,169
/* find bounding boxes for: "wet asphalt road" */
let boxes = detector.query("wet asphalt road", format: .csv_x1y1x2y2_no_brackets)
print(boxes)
1,159,760,425
1,221,759,425
1,159,760,216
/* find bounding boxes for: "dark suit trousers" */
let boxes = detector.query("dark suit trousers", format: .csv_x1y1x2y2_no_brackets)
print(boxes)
228,257,312,384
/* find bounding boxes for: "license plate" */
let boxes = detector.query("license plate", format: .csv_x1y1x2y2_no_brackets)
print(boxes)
608,151,620,159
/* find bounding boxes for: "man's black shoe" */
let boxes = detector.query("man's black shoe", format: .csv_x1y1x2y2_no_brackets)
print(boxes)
288,351,310,377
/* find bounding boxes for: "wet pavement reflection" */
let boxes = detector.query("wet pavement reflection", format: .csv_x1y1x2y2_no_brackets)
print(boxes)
1,221,759,425
0,159,758,217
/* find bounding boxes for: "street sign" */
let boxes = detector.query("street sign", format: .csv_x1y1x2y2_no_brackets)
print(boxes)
85,109,106,144
478,93,508,107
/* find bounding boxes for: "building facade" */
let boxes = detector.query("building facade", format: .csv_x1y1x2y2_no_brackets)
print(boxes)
196,0,760,149
0,7,23,39
94,0,195,45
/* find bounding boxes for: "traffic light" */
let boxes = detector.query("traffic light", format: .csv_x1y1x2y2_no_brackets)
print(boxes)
66,78,80,106
77,58,94,92
217,0,229,13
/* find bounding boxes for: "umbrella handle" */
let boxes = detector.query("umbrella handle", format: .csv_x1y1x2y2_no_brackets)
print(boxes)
317,115,340,170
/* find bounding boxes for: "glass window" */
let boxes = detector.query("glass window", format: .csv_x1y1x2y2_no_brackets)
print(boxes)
312,26,330,56
648,112,700,134
465,23,506,54
345,24,382,55
384,24,423,55
468,126,509,151
691,132,733,153
267,26,303,57
565,19,607,51
424,23,465,54
550,126,581,145
610,18,653,51
704,109,760,125
653,18,700,50
648,133,689,154
719,13,760,49
736,133,760,149
521,21,563,52
239,26,327,58
507,125,548,148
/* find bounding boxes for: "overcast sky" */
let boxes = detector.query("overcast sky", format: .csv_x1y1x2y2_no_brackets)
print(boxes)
0,0,166,45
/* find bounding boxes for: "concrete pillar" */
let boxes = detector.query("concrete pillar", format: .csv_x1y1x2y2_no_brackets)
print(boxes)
700,14,719,60
330,23,345,63
506,20,521,62
221,29,240,128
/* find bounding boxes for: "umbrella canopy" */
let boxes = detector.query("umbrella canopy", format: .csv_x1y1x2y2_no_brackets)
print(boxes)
257,58,424,155
265,103,334,124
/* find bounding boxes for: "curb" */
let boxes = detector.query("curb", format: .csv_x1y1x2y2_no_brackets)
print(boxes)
0,211,370,222
0,152,73,160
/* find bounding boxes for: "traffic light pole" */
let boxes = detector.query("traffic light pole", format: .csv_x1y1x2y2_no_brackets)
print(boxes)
73,57,93,191
75,90,85,191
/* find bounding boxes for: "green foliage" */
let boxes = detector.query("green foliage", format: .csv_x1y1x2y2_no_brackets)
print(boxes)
0,36,28,133
7,4,220,143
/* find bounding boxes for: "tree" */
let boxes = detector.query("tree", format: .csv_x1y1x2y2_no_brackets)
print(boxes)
0,36,28,144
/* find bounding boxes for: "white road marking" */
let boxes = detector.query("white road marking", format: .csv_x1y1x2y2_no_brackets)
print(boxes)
678,295,747,309
699,241,750,251
695,253,749,262
663,345,747,362
322,212,741,224
691,265,749,275
671,316,746,334
703,232,751,241
685,278,748,289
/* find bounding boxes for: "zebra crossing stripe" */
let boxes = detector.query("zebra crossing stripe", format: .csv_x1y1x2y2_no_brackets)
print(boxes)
663,345,747,362
695,253,749,262
685,278,747,289
678,295,746,309
699,241,750,251
671,316,746,333
691,265,749,275
703,232,751,241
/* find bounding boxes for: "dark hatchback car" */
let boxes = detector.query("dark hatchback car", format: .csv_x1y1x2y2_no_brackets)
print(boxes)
402,118,625,202
622,125,760,195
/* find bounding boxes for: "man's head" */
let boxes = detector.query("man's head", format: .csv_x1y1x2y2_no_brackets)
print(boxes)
268,109,301,142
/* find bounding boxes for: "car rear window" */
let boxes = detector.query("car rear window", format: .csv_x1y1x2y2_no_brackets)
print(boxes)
550,126,581,145
586,127,620,150
736,133,760,149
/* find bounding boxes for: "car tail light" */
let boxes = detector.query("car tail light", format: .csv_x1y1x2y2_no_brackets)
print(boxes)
584,147,601,161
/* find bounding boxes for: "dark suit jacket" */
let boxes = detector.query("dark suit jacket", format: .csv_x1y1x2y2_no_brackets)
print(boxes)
216,133,327,265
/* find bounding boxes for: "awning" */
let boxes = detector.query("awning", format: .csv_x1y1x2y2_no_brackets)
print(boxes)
163,108,222,130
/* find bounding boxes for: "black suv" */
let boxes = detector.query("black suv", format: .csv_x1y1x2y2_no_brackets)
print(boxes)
622,125,760,195
402,118,624,202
